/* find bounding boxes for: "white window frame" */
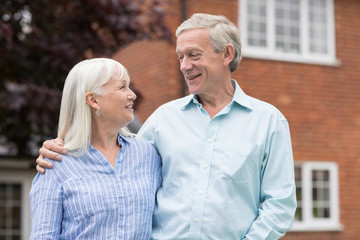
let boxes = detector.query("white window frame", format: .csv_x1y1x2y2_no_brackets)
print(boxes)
239,0,339,66
292,161,343,231
0,166,35,240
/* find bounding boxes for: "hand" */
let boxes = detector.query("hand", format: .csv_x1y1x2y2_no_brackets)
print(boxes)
36,138,66,174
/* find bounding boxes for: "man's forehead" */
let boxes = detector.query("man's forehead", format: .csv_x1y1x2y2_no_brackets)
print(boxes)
176,29,210,53
176,45,202,54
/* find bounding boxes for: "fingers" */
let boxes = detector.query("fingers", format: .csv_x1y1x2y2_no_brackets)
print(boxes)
41,138,67,159
54,137,65,147
36,154,54,169
35,138,66,174
36,164,46,174
39,146,62,161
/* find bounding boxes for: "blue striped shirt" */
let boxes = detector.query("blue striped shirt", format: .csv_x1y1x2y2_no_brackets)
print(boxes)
30,135,162,239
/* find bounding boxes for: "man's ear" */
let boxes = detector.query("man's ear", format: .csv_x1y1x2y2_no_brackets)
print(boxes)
223,44,235,66
85,92,99,110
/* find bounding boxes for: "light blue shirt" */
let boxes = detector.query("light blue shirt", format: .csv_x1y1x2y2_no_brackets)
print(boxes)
138,80,296,239
30,135,162,239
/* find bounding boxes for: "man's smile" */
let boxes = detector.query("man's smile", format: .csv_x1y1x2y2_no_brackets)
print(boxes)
187,73,202,81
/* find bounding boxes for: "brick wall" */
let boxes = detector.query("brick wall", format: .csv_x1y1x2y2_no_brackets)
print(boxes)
114,0,360,239
113,40,181,122
280,1,360,239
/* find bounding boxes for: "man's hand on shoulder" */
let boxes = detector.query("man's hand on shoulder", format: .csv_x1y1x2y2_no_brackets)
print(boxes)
36,137,66,174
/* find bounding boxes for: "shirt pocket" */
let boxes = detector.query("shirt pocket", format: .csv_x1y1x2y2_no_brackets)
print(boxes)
217,142,261,182
62,176,118,224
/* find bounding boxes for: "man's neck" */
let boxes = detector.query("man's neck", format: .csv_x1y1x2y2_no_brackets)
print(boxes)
198,80,235,119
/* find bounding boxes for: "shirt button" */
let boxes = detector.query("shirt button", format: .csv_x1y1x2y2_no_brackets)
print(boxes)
194,218,199,223
207,138,212,143
203,164,208,169
199,189,204,195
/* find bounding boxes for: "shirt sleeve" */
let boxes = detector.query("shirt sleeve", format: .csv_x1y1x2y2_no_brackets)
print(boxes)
29,171,63,239
244,117,297,239
137,112,158,151
155,153,163,190
138,113,163,190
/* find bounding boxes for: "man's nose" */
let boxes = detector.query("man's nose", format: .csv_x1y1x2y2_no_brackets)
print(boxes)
180,57,193,72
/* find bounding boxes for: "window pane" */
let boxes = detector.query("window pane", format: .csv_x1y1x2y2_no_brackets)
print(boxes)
12,207,21,229
309,0,328,54
324,207,330,218
0,183,22,239
0,184,6,204
295,206,302,221
12,185,21,202
275,0,300,53
247,0,267,47
0,207,5,228
312,170,331,219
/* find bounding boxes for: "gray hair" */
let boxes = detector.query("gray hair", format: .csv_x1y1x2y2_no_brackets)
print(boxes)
58,58,134,156
176,13,242,72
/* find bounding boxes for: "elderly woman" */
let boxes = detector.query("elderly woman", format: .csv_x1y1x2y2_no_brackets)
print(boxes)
29,58,162,239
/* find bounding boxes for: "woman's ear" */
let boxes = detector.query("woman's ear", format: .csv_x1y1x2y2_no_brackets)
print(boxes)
223,44,235,66
85,92,99,110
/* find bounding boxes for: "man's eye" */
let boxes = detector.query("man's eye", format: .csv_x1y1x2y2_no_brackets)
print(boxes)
190,54,200,59
177,56,183,61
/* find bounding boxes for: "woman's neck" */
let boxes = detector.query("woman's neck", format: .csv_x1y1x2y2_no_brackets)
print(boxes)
90,125,121,167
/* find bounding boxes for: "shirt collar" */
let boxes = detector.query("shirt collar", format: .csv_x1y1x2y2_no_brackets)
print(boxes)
181,79,253,111
231,79,253,110
88,134,130,150
117,134,130,146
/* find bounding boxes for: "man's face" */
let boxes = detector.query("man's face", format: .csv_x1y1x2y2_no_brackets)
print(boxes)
176,28,227,97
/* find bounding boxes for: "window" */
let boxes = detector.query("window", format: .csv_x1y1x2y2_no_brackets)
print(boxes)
293,161,342,231
0,183,22,240
0,169,33,240
240,0,338,65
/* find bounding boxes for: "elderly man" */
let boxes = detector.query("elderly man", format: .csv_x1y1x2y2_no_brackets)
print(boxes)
36,13,296,239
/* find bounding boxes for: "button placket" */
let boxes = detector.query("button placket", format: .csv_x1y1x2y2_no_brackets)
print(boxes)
189,118,220,238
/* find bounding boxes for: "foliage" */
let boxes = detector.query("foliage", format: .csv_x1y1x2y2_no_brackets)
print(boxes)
0,0,170,157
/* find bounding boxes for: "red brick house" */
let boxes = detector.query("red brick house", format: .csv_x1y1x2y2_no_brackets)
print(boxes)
1,0,359,239
114,0,360,239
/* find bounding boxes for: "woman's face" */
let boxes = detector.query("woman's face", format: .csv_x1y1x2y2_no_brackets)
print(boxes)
97,76,137,129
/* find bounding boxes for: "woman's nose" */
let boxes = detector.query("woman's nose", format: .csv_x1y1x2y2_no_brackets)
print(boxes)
128,89,137,101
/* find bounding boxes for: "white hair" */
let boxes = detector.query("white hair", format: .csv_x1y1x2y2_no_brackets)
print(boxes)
176,13,242,72
57,58,134,156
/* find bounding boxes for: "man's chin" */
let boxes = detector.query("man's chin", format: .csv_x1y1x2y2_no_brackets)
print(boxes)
188,89,199,95
186,84,199,95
